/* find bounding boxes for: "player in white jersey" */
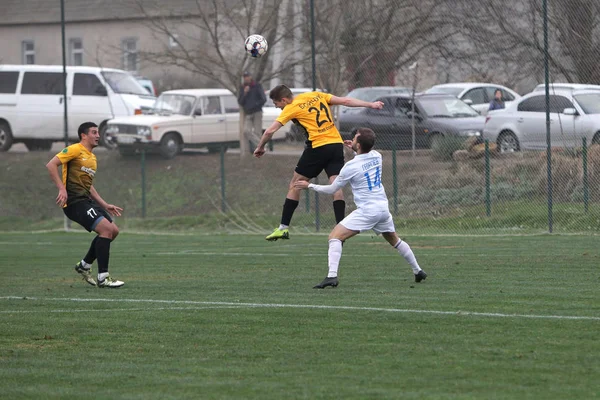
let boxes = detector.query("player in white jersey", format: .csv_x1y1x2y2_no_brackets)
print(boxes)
294,127,427,288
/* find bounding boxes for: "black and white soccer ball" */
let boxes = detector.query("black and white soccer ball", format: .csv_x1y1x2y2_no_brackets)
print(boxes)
244,34,268,58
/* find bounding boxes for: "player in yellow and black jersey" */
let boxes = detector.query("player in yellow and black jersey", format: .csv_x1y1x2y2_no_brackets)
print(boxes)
254,85,384,241
46,122,125,288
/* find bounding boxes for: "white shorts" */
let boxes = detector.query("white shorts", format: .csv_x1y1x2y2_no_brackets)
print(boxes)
340,208,395,234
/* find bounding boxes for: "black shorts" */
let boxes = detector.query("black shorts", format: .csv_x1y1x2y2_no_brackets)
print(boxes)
295,143,344,179
63,199,112,232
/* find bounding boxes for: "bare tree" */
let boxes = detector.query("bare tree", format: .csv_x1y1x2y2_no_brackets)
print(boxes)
438,0,600,90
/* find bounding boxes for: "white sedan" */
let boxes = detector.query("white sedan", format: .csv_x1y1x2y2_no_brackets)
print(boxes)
425,83,520,116
482,89,600,153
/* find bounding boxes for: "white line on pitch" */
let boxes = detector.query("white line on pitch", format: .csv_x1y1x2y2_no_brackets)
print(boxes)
0,306,243,314
1,296,599,321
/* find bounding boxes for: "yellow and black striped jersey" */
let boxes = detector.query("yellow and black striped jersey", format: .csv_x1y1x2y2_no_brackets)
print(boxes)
276,91,342,148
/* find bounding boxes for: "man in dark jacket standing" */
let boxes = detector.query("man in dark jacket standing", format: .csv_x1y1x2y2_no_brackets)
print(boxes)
238,71,267,152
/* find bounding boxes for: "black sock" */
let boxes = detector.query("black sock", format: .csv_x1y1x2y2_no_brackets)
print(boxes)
95,237,112,275
333,200,346,224
281,198,299,226
83,235,99,265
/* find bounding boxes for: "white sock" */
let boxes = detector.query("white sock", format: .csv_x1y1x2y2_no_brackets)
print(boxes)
394,240,422,274
98,272,109,282
81,260,92,269
278,224,289,230
327,239,343,278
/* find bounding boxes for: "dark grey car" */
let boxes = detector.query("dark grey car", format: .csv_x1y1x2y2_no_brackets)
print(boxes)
337,93,485,150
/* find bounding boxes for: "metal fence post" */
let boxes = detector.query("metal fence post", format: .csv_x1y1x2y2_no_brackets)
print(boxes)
221,144,226,213
485,140,491,217
583,137,589,213
141,149,146,218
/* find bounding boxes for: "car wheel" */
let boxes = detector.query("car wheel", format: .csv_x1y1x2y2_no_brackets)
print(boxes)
0,121,14,152
429,133,444,149
207,144,228,154
24,140,53,151
497,131,520,153
591,132,600,145
100,124,117,150
159,133,181,159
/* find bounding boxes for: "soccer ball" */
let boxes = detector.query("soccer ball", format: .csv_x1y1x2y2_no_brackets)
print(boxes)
245,34,268,58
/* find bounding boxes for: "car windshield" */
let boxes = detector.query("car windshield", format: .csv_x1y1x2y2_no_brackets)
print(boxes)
153,94,197,115
425,87,464,97
346,87,410,102
574,93,600,114
419,97,479,118
101,71,150,95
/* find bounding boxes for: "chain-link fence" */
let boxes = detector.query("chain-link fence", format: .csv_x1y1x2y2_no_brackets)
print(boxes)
1,0,600,234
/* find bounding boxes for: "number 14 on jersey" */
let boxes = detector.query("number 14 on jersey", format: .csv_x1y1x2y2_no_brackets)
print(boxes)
364,166,381,191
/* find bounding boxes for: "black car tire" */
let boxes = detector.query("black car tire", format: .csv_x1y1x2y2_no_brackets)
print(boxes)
100,124,118,150
497,131,520,153
0,121,14,152
159,133,182,159
592,132,600,145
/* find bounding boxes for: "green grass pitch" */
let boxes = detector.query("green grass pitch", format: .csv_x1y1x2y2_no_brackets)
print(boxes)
0,232,599,399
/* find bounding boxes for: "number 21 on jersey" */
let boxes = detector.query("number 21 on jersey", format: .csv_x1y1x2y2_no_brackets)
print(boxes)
364,166,381,190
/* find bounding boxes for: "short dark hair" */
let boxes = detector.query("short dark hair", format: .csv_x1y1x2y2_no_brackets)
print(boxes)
495,88,502,95
270,85,294,102
355,127,376,152
78,122,98,140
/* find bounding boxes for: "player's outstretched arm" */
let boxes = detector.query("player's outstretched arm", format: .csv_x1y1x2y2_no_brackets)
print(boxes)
254,121,283,158
329,96,384,109
46,156,67,207
90,186,123,217
294,176,346,195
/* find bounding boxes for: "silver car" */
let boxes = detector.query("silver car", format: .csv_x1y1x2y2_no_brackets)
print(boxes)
425,83,520,116
483,89,600,153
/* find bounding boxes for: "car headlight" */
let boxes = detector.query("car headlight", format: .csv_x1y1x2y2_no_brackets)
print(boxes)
105,125,119,134
459,130,481,137
136,126,152,136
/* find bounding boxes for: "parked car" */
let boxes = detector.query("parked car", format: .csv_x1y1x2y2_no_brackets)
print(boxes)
532,83,600,93
425,83,520,116
264,87,323,141
0,64,155,151
482,89,600,153
337,86,411,123
337,93,485,150
135,76,157,96
107,88,286,159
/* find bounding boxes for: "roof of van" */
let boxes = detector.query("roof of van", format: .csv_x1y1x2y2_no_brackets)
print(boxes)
0,64,127,73
0,0,221,25
161,89,235,97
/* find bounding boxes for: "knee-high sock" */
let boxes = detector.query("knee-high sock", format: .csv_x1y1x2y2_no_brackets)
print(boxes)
328,239,343,278
96,237,112,275
394,240,421,274
83,235,99,265
333,200,346,224
281,198,299,226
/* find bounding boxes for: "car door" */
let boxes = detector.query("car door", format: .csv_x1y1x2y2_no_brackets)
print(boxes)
361,98,398,149
69,72,113,134
515,96,548,149
192,95,226,144
549,95,577,148
221,94,242,142
461,88,488,115
18,71,67,140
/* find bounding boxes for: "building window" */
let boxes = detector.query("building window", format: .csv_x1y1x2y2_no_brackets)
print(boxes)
69,38,83,66
22,41,35,64
122,38,138,72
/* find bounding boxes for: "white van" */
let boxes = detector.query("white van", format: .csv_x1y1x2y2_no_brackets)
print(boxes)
0,65,156,151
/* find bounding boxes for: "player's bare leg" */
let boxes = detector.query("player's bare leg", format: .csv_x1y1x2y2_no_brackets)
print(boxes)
313,224,358,289
382,232,427,283
266,172,310,241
